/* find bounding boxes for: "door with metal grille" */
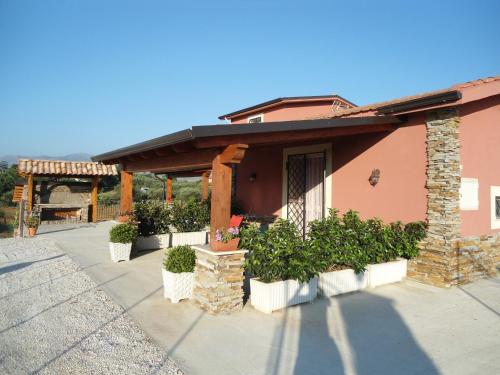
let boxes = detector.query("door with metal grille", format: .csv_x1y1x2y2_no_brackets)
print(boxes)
287,152,325,236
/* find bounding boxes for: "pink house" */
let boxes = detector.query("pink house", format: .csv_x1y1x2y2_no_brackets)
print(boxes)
94,76,500,289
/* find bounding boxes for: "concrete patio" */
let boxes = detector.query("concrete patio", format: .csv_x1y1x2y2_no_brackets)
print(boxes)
39,222,500,375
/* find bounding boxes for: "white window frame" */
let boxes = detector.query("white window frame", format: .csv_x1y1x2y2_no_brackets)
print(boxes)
490,186,500,229
281,143,333,219
460,177,479,211
247,114,264,123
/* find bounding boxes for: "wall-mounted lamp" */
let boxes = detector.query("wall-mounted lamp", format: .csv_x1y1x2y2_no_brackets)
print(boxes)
369,169,380,186
249,172,257,182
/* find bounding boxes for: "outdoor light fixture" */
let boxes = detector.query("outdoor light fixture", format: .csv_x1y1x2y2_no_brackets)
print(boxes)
369,169,380,186
249,173,257,182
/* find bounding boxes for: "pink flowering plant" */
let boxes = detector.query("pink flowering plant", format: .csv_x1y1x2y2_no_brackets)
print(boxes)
215,226,240,243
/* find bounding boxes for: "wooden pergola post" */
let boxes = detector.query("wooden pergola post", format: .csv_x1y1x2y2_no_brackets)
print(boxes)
201,171,209,201
210,144,248,247
120,170,133,220
27,174,34,211
166,176,173,203
91,176,99,223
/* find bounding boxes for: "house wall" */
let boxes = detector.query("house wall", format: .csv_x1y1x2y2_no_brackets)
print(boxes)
332,115,428,223
235,116,428,224
229,102,334,124
459,95,500,236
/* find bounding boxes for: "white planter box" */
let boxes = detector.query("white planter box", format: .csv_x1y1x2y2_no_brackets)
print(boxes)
250,277,318,314
367,258,407,288
109,242,132,262
170,231,207,247
134,234,170,251
318,268,368,297
161,268,194,303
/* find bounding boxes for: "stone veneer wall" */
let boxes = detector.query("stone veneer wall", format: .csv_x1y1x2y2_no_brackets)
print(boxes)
408,108,500,286
193,246,246,314
408,108,462,287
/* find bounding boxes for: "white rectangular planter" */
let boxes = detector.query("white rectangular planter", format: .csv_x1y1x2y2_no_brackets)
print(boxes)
170,231,207,247
161,268,194,303
367,258,407,288
318,268,368,297
109,242,132,262
134,234,170,251
250,277,318,314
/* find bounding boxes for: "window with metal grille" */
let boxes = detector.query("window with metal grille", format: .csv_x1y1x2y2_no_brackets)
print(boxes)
248,114,263,123
496,196,500,219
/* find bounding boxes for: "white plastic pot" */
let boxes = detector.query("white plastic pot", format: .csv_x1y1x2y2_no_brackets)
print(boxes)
250,277,318,314
318,268,368,297
109,242,132,262
170,231,207,247
161,268,194,303
134,234,170,251
367,258,407,288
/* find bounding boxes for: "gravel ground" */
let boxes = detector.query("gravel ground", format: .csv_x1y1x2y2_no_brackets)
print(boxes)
0,237,184,375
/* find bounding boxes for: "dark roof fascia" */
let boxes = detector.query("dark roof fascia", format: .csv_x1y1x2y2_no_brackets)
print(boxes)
218,95,355,120
92,116,401,163
377,90,462,114
91,129,193,163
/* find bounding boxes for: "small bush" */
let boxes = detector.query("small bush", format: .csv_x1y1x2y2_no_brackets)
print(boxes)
243,219,318,283
109,223,138,243
170,200,209,232
163,245,196,273
25,216,40,229
133,201,170,236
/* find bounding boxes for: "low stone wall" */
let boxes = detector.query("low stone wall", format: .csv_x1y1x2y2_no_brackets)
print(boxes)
193,245,247,314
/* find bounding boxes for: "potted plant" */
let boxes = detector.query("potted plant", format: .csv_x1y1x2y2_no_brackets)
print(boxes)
133,201,171,251
212,226,240,251
243,220,318,314
117,210,133,223
25,215,40,237
109,223,138,262
308,210,369,297
162,245,196,303
169,200,209,246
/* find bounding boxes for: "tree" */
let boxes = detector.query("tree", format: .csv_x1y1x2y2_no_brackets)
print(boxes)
0,165,17,206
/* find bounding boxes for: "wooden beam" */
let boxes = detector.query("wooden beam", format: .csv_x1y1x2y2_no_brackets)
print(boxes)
120,171,133,220
91,176,98,223
219,144,248,164
201,172,209,201
27,174,34,211
125,148,219,173
194,124,396,149
210,155,232,248
166,176,173,203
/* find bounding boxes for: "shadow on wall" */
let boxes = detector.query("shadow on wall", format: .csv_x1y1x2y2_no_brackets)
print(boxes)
265,290,439,375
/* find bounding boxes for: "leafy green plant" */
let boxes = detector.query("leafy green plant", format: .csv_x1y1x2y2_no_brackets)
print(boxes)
109,223,138,243
244,219,318,283
25,215,40,229
402,221,427,259
133,201,170,236
163,245,196,273
170,199,209,232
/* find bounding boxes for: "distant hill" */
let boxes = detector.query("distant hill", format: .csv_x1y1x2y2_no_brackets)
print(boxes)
0,153,92,166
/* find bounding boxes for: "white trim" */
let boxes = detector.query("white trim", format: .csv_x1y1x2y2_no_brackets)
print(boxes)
281,143,333,219
490,186,500,229
247,114,264,123
460,177,479,211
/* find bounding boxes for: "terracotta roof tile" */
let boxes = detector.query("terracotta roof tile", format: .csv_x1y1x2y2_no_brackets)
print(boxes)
17,159,118,176
315,76,500,119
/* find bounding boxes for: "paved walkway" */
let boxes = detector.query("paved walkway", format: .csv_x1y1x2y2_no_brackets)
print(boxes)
40,222,500,375
0,235,183,375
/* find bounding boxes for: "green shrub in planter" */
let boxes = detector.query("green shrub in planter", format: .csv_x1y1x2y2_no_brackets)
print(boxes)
163,245,196,273
133,201,170,236
170,199,209,232
402,221,427,259
244,219,318,283
109,223,138,244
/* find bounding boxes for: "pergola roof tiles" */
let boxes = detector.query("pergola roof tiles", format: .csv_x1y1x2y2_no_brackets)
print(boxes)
18,159,118,177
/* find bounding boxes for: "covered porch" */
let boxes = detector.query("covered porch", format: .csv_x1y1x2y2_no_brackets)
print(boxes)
92,116,401,242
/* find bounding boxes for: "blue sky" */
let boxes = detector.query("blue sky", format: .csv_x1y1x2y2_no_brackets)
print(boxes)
1,0,499,156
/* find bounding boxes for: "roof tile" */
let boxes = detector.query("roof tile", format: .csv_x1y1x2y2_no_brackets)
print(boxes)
17,159,118,176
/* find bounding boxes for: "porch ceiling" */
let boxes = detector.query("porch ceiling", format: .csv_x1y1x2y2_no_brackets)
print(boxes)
92,116,402,171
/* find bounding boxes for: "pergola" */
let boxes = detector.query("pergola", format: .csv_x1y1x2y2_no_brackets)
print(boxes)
93,116,401,247
17,159,118,223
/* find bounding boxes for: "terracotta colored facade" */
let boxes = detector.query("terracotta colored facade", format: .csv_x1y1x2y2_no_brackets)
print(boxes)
229,77,500,240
